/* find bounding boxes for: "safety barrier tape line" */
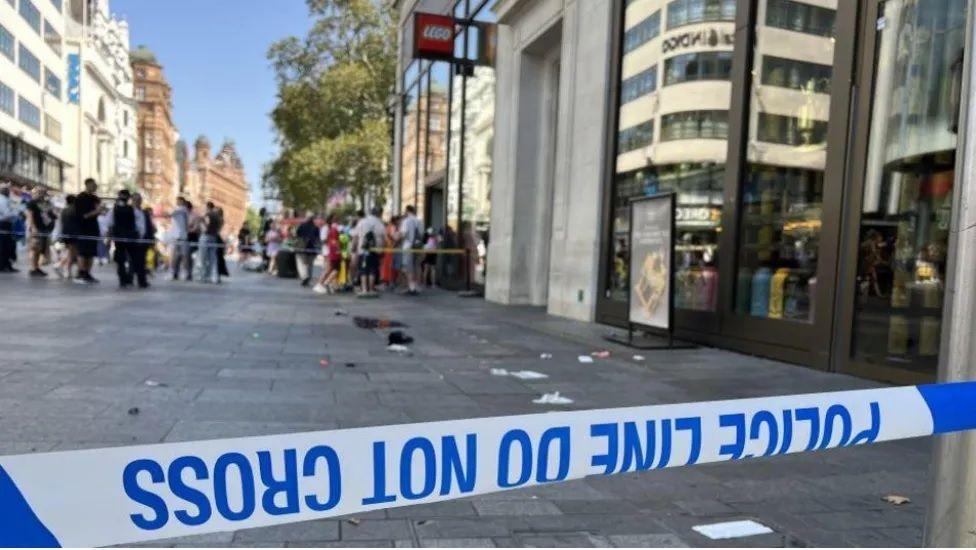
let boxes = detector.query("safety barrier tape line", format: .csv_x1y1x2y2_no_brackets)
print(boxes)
1,381,973,548
0,230,471,255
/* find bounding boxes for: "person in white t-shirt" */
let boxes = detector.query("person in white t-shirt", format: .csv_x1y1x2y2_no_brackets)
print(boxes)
398,205,423,295
356,206,386,295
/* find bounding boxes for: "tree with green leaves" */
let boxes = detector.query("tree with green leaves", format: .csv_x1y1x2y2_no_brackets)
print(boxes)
267,0,396,211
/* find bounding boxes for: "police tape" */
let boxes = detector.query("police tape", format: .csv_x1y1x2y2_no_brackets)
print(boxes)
0,230,471,256
2,381,973,547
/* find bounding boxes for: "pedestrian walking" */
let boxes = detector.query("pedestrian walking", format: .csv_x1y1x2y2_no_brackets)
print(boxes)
398,205,423,295
265,222,281,275
25,187,55,277
348,210,364,288
55,194,77,279
216,208,229,280
131,192,154,288
200,202,222,284
73,178,105,284
0,184,20,273
295,212,320,287
237,225,253,266
356,206,386,296
422,228,439,288
313,214,341,294
105,189,139,288
169,196,192,281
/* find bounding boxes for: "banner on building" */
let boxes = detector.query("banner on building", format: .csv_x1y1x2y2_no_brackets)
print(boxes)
2,381,975,548
67,54,81,105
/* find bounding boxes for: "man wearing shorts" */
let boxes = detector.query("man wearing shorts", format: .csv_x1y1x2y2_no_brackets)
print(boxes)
399,205,423,296
356,206,386,296
73,178,104,284
25,187,54,277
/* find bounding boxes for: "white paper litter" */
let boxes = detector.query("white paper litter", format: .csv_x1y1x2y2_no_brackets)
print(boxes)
386,344,412,354
491,369,549,380
540,353,553,360
692,520,774,540
532,391,574,405
633,355,646,361
144,380,162,387
577,356,594,364
510,370,549,380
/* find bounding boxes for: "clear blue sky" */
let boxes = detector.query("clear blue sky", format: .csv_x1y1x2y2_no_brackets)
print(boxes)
112,0,312,205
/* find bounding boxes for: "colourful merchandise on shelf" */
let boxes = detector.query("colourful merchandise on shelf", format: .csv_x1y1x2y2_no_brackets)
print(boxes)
768,268,791,319
750,267,772,317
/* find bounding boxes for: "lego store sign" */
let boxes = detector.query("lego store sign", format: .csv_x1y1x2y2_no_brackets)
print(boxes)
414,13,455,60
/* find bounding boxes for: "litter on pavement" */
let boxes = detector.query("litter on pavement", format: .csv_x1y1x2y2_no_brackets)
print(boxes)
127,407,140,416
319,359,329,367
883,494,911,505
633,355,646,361
532,391,574,405
578,355,594,363
334,309,348,316
692,520,774,540
540,353,553,360
386,344,412,355
491,368,549,380
387,330,414,345
143,380,166,387
591,350,611,359
354,316,406,329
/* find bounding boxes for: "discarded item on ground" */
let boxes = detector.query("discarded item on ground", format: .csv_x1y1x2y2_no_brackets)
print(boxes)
591,350,611,359
540,353,553,360
633,355,646,361
387,330,414,345
532,391,574,405
354,316,406,329
510,370,548,380
882,494,911,505
127,407,140,416
578,355,594,364
144,380,167,387
490,368,509,376
692,520,774,540
252,332,260,339
345,518,360,526
334,309,348,317
356,291,380,299
416,520,430,526
345,362,356,368
319,359,329,367
386,344,412,355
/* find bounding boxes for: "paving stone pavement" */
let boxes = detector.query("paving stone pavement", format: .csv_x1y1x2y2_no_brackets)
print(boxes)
0,263,931,547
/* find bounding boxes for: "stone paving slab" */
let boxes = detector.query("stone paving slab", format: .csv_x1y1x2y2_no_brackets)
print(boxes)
0,262,931,547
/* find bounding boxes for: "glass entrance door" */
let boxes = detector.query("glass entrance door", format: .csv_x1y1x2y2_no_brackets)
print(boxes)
838,0,967,382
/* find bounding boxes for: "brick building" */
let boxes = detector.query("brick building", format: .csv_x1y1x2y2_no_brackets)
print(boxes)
179,135,249,235
131,45,178,209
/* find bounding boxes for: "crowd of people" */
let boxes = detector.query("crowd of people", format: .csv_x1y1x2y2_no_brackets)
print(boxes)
1,177,479,298
0,178,232,288
257,204,441,298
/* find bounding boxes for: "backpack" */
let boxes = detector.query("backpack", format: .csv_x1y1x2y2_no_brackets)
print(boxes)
363,227,377,253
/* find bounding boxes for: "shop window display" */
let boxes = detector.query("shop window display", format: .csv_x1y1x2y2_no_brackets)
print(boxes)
607,0,734,313
735,0,836,323
850,0,966,373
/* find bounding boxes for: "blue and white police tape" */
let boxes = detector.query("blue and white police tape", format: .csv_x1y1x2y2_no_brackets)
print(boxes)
2,381,974,548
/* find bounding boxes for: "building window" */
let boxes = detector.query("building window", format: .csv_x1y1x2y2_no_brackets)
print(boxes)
43,20,61,56
664,51,733,86
661,110,729,140
765,0,836,38
49,0,62,12
618,120,655,153
44,113,60,142
19,0,41,34
0,23,14,61
621,65,658,104
761,55,832,93
18,96,40,129
123,139,128,158
135,86,145,101
18,44,40,82
756,112,829,146
123,110,128,127
0,81,13,115
624,10,661,53
44,68,60,99
667,0,736,29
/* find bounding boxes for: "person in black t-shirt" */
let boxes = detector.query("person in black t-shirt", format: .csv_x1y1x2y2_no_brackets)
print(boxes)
25,187,55,277
72,178,105,284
